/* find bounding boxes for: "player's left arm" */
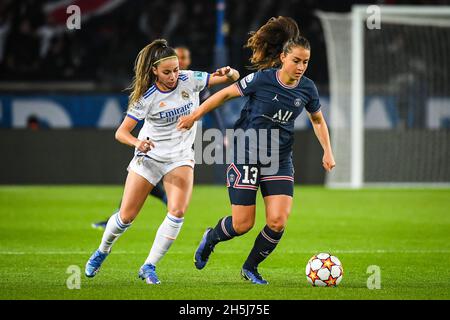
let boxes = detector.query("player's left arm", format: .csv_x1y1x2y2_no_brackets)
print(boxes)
208,66,240,87
308,110,336,172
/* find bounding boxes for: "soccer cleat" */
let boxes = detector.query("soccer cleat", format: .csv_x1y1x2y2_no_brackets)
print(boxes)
138,264,161,284
85,249,109,277
91,220,108,230
194,228,215,270
241,268,269,285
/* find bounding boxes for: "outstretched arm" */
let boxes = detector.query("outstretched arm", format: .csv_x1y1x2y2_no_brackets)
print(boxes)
208,66,240,87
177,84,241,130
308,110,336,172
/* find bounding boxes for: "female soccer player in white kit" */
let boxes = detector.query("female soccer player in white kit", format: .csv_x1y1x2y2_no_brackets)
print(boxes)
85,39,240,284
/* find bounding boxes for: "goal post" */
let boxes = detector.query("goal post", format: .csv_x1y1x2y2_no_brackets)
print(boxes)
317,5,450,188
351,7,364,189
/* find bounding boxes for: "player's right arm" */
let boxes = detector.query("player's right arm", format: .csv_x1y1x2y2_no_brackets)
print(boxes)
177,84,241,130
115,116,154,152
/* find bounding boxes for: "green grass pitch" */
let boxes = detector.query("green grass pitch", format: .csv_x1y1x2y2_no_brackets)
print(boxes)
0,185,449,300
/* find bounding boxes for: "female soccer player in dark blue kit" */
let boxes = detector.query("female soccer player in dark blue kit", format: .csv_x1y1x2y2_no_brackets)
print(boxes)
178,16,335,284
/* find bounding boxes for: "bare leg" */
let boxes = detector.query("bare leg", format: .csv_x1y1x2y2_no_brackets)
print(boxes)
144,165,193,267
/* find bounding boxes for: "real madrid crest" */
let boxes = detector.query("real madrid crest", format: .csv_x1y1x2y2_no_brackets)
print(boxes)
181,91,190,100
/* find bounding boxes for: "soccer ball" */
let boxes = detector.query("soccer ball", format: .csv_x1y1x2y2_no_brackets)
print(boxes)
306,253,343,287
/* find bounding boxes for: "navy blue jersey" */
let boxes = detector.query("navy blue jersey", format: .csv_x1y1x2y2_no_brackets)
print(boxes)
234,68,321,162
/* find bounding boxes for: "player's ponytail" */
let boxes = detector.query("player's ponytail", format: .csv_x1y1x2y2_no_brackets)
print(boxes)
127,39,177,108
245,16,300,70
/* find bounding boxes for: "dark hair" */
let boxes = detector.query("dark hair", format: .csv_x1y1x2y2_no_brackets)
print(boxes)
245,16,301,70
283,36,311,54
127,39,177,107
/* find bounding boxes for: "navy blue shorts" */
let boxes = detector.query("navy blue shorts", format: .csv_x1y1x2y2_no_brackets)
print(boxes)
226,162,294,206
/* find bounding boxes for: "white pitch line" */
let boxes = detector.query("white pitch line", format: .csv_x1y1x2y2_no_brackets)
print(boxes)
0,249,449,255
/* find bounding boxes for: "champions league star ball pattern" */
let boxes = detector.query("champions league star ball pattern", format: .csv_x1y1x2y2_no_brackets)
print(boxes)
306,253,343,287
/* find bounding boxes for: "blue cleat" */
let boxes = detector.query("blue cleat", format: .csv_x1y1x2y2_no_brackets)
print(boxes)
85,249,109,278
241,268,269,285
91,220,108,230
194,228,215,270
138,264,161,284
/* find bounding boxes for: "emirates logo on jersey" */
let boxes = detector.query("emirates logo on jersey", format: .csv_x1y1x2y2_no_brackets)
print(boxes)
181,91,190,100
159,102,193,123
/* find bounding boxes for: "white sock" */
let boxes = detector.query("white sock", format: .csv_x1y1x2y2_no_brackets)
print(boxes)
145,213,184,266
98,212,131,253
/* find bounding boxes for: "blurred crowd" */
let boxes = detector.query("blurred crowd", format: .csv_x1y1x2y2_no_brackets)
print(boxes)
0,0,448,90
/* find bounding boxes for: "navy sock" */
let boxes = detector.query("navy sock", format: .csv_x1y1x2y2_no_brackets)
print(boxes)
150,182,168,205
243,225,284,270
207,216,239,245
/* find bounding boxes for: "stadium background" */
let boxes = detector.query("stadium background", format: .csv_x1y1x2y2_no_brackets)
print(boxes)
0,0,449,302
0,0,344,185
3,0,447,185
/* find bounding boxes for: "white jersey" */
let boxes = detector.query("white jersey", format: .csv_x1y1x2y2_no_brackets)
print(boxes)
127,70,210,162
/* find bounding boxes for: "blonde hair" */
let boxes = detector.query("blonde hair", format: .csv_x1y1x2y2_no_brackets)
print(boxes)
127,39,176,108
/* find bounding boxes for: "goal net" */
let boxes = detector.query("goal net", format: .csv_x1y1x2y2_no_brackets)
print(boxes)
317,5,450,188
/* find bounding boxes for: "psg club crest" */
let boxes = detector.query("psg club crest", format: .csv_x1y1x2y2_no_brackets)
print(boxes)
294,98,302,107
229,173,236,183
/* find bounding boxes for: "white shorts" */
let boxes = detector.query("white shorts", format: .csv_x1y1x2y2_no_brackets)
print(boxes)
127,155,194,186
